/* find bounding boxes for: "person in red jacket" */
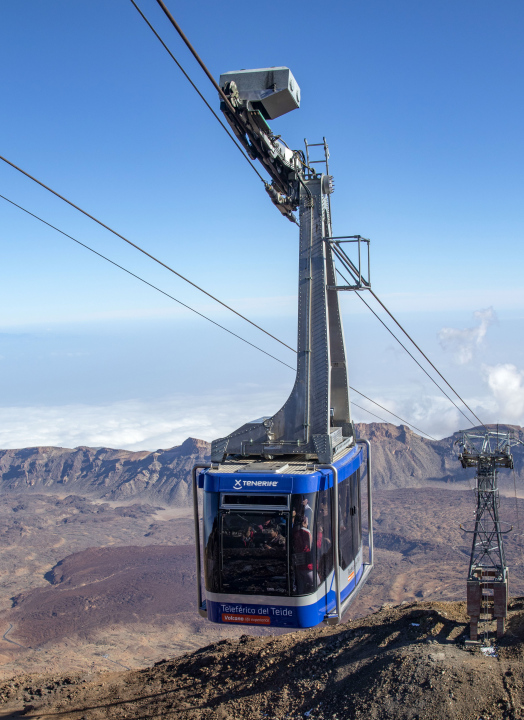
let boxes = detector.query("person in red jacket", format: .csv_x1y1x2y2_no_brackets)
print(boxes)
292,515,314,593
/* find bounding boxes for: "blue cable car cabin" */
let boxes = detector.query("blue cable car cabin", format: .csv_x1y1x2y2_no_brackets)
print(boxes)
191,67,374,629
192,442,373,629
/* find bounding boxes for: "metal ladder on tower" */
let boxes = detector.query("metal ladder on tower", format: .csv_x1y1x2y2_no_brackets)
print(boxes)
304,137,331,178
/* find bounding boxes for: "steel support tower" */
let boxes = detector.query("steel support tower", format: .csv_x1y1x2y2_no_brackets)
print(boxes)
211,68,370,465
457,430,514,640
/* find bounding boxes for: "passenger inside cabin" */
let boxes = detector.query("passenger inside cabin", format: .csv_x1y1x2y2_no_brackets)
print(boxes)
257,518,272,532
242,526,254,547
317,523,332,581
317,494,333,581
264,526,285,550
292,514,314,593
301,497,313,525
317,523,323,551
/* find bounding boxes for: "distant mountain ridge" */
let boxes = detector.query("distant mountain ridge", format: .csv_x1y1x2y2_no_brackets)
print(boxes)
0,437,209,505
357,422,524,491
0,424,523,504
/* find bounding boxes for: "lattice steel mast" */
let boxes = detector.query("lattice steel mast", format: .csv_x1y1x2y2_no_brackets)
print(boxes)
457,430,515,640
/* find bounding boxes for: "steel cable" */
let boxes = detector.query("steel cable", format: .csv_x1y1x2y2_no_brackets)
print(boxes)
346,278,481,429
128,0,266,185
351,402,392,425
349,386,437,441
0,153,294,354
0,193,295,371
369,288,487,430
154,0,237,112
2,192,433,437
132,0,480,437
0,154,460,439
0,0,466,441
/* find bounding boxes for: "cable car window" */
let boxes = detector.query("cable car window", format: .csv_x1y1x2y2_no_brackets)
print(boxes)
316,489,333,582
203,492,220,593
290,493,317,595
338,473,355,570
351,468,361,559
220,511,289,596
358,466,363,543
221,494,289,508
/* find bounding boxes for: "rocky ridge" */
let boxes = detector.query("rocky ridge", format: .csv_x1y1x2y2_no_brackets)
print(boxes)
1,424,523,504
0,437,209,505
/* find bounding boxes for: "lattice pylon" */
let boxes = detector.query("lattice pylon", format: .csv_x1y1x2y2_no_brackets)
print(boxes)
465,458,509,640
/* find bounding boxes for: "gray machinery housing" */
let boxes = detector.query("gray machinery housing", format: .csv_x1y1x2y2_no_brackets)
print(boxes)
212,68,370,465
219,67,300,119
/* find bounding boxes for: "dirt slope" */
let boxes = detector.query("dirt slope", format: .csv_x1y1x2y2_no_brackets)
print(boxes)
2,487,524,681
8,546,197,647
2,599,524,720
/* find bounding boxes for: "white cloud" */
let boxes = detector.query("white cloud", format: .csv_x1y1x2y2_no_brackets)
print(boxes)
483,363,524,424
438,307,496,364
2,364,523,452
352,361,524,439
0,384,497,450
351,390,469,439
0,389,288,451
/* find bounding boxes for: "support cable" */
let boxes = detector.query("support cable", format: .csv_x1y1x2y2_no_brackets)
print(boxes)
336,269,478,428
2,192,434,438
351,402,392,425
369,288,487,430
0,193,295,371
1,1,477,442
349,386,437,441
128,0,266,186
154,0,237,113
25,0,478,433
357,288,477,428
135,0,472,438
0,153,294,353
152,0,271,185
0,160,457,438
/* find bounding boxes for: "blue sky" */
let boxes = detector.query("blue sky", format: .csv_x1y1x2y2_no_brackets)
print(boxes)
1,0,523,449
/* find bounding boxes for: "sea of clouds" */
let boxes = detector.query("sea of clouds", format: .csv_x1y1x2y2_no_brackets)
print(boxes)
0,308,522,450
0,389,286,451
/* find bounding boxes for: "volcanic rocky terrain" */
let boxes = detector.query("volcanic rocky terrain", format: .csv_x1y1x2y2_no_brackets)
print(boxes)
1,423,524,714
2,598,524,720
